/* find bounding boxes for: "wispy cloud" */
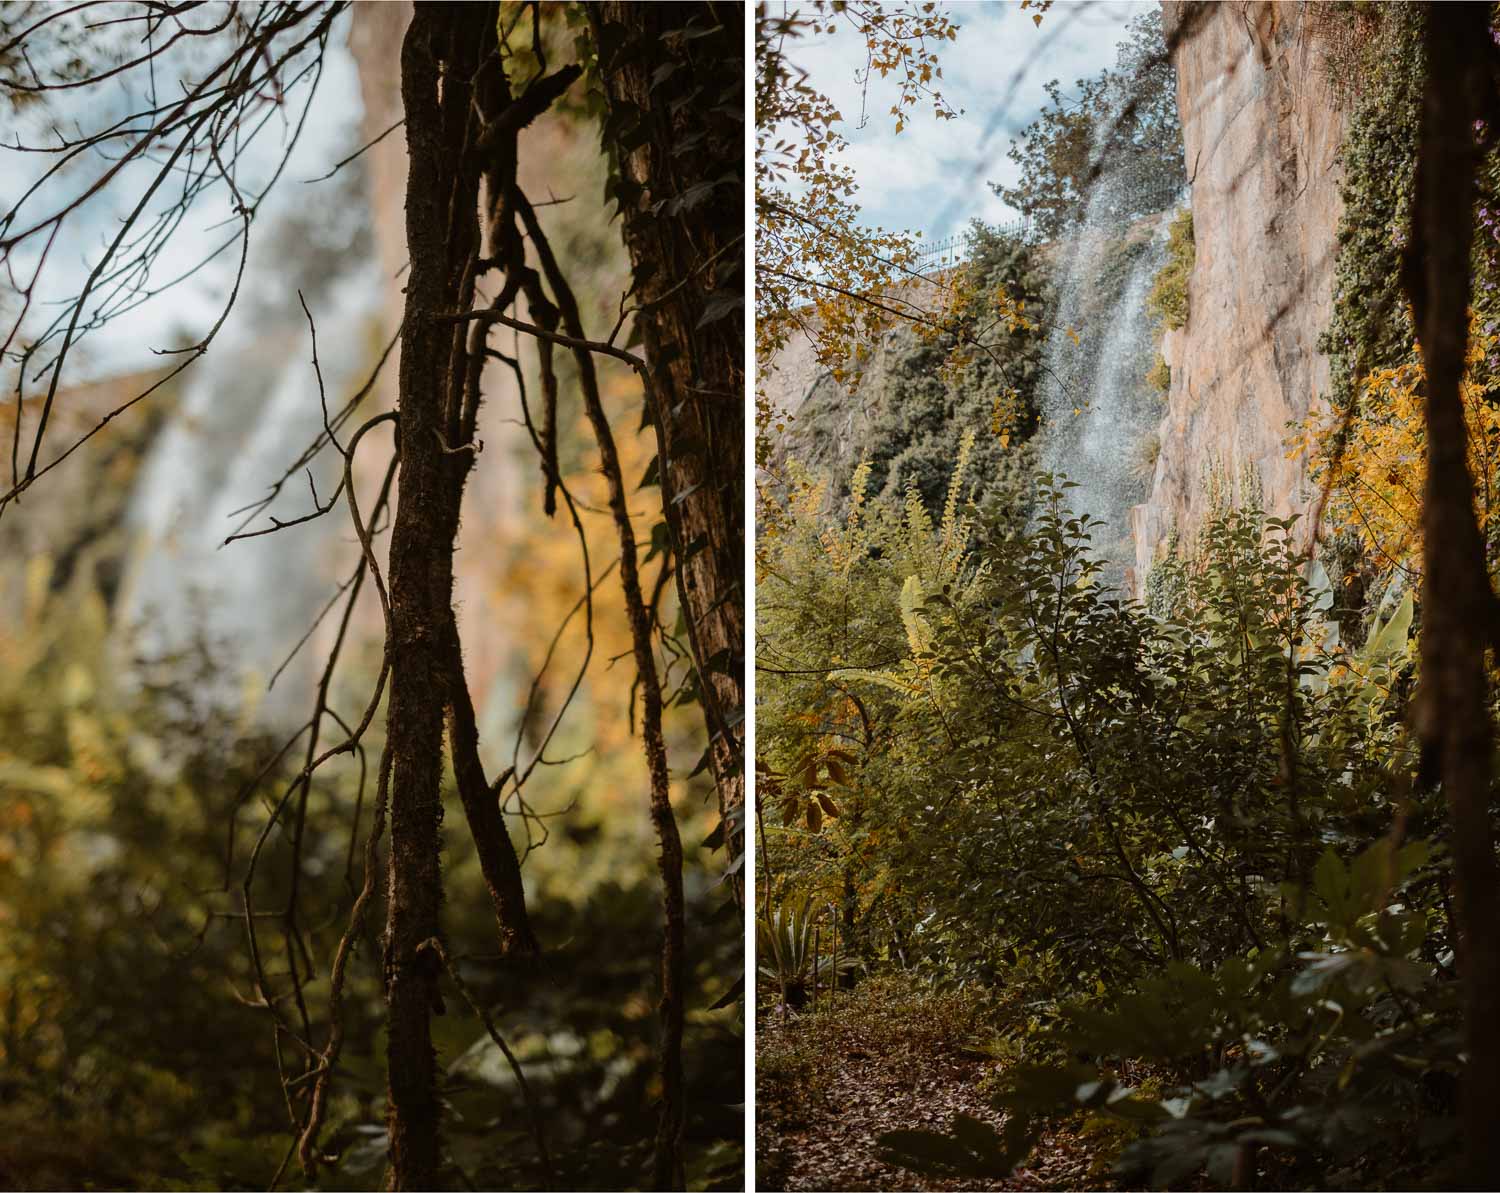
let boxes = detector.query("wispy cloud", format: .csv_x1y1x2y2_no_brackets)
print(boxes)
790,0,1152,243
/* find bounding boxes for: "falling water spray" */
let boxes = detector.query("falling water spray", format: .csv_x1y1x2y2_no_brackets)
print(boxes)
1035,82,1186,583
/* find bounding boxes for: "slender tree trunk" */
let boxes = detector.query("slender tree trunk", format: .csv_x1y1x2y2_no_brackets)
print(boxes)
384,6,494,1187
1404,6,1500,1188
508,189,690,1190
590,2,747,898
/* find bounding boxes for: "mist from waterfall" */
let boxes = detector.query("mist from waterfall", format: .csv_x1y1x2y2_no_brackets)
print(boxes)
118,265,381,719
1035,91,1183,579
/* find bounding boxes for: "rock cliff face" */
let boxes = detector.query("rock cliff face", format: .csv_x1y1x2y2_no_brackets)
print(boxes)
1131,2,1346,580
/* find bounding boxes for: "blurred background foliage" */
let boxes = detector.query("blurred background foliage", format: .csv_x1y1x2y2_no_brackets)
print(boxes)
0,5,741,1190
0,552,740,1191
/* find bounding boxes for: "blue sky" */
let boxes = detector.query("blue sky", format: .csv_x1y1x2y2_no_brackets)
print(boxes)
792,0,1156,244
2,12,364,379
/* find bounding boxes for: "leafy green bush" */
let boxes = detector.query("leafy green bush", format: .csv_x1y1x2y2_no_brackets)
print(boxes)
759,446,1472,1189
883,837,1460,1190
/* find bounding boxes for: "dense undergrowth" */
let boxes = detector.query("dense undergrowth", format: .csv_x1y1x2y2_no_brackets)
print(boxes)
0,564,742,1191
755,436,1494,1187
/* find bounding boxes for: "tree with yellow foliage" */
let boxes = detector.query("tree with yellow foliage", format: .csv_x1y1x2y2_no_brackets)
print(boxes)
1296,315,1500,587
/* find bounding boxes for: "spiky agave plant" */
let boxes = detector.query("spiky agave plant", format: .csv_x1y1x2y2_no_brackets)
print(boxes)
757,893,854,1009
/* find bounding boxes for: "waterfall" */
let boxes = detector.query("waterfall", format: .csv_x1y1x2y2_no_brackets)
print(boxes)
118,266,380,718
1035,98,1183,580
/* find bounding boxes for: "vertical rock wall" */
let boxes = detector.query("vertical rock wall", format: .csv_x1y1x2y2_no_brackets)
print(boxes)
1131,2,1346,581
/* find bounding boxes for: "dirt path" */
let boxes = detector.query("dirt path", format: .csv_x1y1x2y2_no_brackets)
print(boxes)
757,1015,1103,1192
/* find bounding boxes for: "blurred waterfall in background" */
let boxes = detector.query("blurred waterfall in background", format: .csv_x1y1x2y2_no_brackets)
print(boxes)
117,264,380,717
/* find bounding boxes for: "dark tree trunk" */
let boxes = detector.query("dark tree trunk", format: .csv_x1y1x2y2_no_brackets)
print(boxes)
1404,6,1500,1188
384,6,498,1187
591,2,747,898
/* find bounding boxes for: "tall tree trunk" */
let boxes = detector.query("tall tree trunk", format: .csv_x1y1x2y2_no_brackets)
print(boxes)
1404,6,1500,1188
590,2,747,898
385,6,494,1187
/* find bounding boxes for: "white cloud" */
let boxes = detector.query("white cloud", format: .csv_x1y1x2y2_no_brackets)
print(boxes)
788,0,1154,242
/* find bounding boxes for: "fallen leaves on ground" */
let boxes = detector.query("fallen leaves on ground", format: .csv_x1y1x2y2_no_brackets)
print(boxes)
757,995,1104,1192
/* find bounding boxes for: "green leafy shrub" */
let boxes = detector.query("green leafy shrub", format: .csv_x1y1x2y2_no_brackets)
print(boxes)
760,444,1475,1189
885,837,1460,1190
0,564,323,1189
1146,207,1193,332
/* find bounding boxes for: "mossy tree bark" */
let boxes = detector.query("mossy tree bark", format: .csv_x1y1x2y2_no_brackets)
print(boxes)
385,5,524,1187
590,2,747,900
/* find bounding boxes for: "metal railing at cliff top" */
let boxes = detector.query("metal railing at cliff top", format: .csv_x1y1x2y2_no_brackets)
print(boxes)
913,221,1032,275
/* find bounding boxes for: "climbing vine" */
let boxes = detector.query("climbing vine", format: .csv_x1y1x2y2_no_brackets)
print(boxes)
1312,3,1500,615
1316,4,1425,415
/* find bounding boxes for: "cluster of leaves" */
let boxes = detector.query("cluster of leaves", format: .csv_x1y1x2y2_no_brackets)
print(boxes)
756,890,858,1011
1293,315,1500,594
755,438,1000,974
757,440,1482,1187
882,835,1461,1191
991,10,1183,239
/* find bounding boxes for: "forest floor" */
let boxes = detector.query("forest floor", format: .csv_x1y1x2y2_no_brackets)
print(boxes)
756,976,1103,1191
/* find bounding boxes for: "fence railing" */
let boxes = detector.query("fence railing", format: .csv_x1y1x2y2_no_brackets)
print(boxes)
913,219,1035,275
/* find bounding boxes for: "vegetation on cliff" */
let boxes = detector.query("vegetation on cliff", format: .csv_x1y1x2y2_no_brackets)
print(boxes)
778,223,1048,536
